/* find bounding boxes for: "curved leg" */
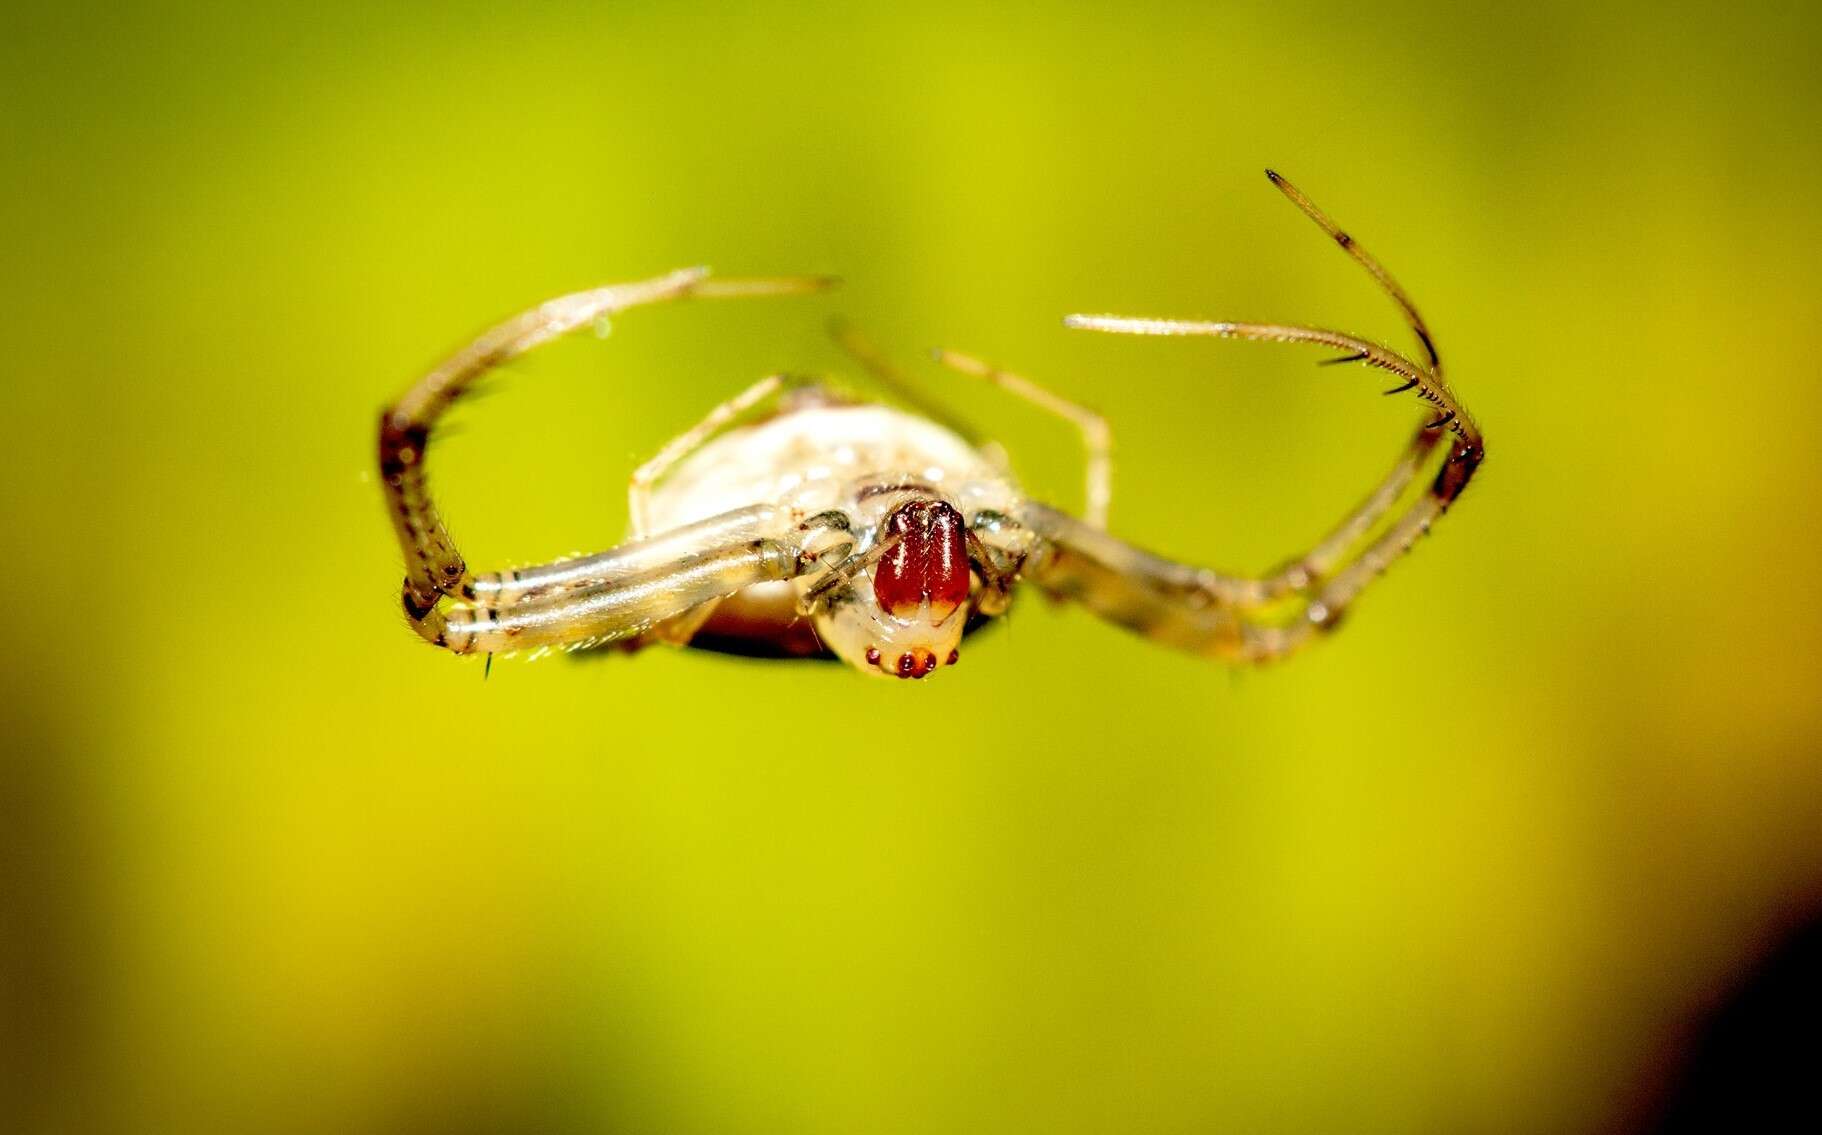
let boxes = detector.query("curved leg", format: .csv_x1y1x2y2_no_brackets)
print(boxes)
1033,171,1484,661
1231,417,1444,606
1264,169,1444,377
1019,474,1468,663
930,349,1113,529
1066,170,1476,450
377,267,833,620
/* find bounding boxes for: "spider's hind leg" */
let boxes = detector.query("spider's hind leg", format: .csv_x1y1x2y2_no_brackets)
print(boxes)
930,349,1113,529
628,372,808,540
826,317,989,448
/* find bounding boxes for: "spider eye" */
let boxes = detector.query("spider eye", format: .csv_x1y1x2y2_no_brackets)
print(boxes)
873,500,969,622
895,649,936,679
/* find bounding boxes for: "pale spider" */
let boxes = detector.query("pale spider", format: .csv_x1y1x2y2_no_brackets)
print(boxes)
378,172,1483,679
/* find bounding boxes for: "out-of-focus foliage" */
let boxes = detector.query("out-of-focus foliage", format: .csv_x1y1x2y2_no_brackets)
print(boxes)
3,3,1819,1132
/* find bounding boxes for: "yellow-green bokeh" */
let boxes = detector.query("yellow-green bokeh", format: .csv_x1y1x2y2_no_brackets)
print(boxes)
5,3,1820,1132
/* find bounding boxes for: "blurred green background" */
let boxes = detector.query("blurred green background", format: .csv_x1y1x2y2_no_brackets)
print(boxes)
4,2,1820,1132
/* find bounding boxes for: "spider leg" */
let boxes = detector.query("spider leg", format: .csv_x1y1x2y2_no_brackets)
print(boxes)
627,374,802,540
1265,168,1445,378
1029,174,1483,662
1063,316,1473,444
1039,322,1482,660
1017,450,1471,664
930,349,1113,529
412,533,810,656
825,317,989,447
463,503,793,607
1010,505,1255,658
1213,415,1445,606
435,506,852,655
378,267,834,616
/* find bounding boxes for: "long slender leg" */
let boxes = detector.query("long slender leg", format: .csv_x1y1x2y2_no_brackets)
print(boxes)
1229,417,1443,605
1019,464,1471,664
628,374,793,540
1064,316,1474,444
415,534,807,656
1030,173,1484,661
1264,169,1445,377
1066,171,1474,448
930,349,1114,529
1012,506,1251,658
627,380,804,649
378,267,833,620
1053,317,1482,606
825,317,988,446
441,506,853,656
465,503,791,607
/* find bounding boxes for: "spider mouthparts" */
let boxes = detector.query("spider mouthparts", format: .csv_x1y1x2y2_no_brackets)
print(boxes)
874,500,968,623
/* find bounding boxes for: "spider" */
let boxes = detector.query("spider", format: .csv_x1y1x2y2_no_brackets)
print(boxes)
378,171,1483,679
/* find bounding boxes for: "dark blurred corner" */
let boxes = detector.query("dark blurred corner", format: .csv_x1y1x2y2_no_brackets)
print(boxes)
0,683,100,1134
1633,892,1822,1133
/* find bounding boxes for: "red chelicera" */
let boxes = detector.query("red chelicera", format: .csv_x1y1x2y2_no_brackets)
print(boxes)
873,500,969,622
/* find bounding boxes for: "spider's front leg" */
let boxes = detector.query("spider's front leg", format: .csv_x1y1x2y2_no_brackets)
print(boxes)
376,266,833,630
1013,395,1479,663
1015,436,1474,664
414,505,855,655
1021,171,1484,663
417,531,809,656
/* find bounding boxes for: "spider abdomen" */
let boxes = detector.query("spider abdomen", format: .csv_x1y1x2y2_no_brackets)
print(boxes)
642,399,1009,533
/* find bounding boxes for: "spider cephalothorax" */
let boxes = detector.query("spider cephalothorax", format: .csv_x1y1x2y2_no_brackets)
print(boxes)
379,172,1483,678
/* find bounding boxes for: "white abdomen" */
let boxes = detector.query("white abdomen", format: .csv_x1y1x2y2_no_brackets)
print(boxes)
644,402,1008,532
